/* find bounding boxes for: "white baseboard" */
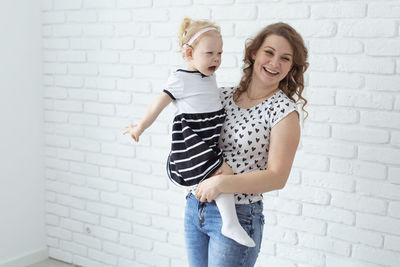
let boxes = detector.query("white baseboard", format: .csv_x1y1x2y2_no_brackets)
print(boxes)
0,247,48,267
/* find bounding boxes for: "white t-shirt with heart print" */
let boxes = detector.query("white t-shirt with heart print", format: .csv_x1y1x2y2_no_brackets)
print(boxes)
219,87,298,204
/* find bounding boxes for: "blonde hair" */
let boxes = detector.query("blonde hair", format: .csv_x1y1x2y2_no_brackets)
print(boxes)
235,22,309,119
177,17,221,57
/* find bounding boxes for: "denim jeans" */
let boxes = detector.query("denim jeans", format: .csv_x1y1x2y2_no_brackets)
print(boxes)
184,193,265,267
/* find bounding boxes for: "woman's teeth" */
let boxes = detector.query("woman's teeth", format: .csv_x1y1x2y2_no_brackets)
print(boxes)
264,67,279,75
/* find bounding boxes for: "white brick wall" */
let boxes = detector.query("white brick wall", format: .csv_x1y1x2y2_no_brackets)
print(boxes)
42,0,400,266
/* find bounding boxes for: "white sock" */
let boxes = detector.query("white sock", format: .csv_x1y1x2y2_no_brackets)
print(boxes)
215,193,256,247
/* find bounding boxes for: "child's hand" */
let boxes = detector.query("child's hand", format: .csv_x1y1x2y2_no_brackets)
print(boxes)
123,124,142,142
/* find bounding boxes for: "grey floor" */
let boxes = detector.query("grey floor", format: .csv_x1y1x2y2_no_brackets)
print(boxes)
27,259,74,267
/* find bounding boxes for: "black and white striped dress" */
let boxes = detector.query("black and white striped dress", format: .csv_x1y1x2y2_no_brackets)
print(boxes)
163,69,225,187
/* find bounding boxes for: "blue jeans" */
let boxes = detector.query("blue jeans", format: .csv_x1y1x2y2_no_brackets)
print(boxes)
184,193,264,267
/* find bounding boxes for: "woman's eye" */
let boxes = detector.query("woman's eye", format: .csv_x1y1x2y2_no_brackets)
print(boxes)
265,50,273,55
282,57,290,61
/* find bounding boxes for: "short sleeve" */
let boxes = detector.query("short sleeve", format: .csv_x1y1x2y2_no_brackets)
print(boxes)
164,71,184,100
270,93,299,128
219,86,234,107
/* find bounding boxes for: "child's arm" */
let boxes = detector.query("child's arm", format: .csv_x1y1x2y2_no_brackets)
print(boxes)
123,92,173,142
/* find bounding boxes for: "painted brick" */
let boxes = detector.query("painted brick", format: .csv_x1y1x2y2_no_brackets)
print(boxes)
73,256,102,267
70,38,100,50
388,167,400,184
71,209,99,225
331,191,387,215
368,2,400,18
326,255,386,267
336,90,393,110
340,20,396,37
73,233,101,250
309,72,364,89
259,4,309,19
48,248,72,263
366,75,400,92
297,232,351,256
60,240,87,256
114,23,150,37
87,201,117,217
358,146,400,165
337,56,395,74
98,10,131,22
88,248,118,265
357,213,400,235
117,0,152,8
385,235,400,252
357,179,400,201
302,171,355,192
90,225,119,242
70,162,99,176
100,192,132,208
87,176,117,192
54,0,82,10
353,245,400,267
67,11,97,23
47,226,73,240
328,223,383,248
277,244,325,266
332,125,390,144
388,202,400,219
118,208,151,226
278,214,327,235
99,166,132,183
312,3,366,18
102,241,134,259
131,9,169,22
135,250,169,267
331,159,387,180
57,194,85,210
303,204,355,225
60,218,84,233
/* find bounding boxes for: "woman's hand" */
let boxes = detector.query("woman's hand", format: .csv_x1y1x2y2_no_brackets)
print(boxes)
195,174,224,202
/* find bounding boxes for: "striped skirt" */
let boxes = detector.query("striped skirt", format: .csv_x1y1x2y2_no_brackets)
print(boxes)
167,109,226,187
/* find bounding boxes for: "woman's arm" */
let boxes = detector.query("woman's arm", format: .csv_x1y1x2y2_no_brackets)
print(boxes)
123,92,173,142
195,111,300,202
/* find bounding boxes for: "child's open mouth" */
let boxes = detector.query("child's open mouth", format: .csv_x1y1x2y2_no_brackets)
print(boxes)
208,66,216,72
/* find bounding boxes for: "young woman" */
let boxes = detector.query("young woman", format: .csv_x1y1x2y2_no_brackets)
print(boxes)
123,17,255,248
185,22,309,266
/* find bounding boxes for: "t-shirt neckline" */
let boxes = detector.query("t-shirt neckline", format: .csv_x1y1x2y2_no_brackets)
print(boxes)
231,88,282,111
176,69,209,78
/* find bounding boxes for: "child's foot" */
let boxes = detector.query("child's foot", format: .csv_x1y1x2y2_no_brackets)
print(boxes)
221,224,256,247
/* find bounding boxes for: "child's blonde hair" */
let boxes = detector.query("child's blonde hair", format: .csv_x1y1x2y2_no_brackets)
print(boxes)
177,17,221,57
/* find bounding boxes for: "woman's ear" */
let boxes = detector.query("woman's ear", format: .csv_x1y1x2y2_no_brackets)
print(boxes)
251,52,255,61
